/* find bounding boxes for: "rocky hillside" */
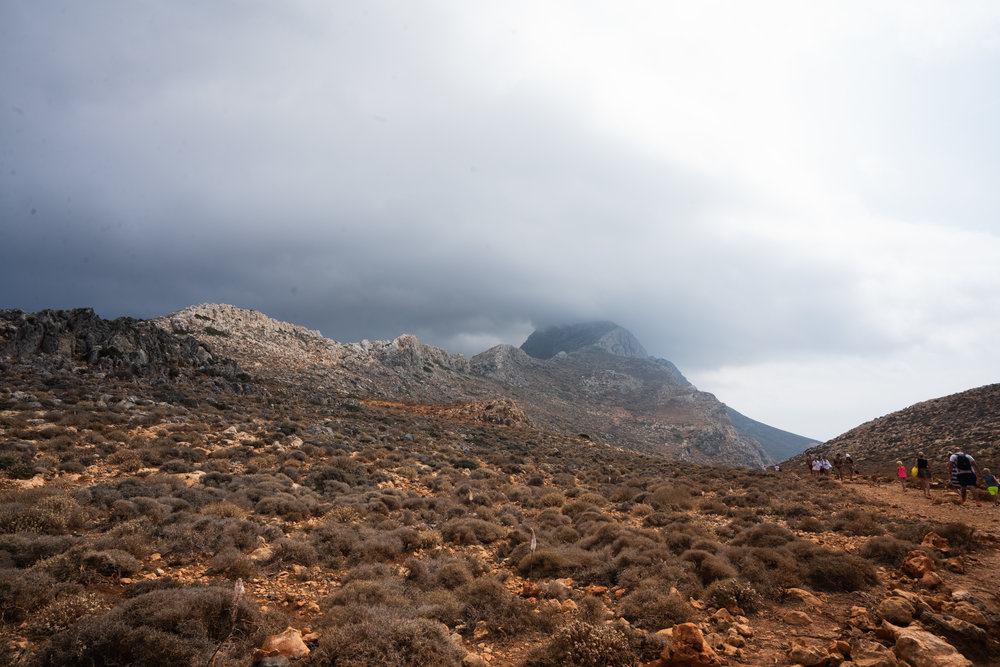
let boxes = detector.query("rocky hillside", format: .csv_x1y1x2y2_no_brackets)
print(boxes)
787,383,1000,473
156,306,776,468
0,307,245,387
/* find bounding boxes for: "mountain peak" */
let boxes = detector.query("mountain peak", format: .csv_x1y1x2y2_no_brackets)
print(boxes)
520,321,648,360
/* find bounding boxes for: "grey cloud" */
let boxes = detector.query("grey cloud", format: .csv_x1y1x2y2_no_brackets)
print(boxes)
0,1,904,379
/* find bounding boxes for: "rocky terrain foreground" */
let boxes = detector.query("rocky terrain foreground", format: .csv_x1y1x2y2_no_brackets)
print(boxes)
1,307,998,665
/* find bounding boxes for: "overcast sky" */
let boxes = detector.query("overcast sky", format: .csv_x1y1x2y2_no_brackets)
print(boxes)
4,2,1000,441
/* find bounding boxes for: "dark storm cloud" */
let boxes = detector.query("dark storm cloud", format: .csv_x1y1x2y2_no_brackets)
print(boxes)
0,1,922,392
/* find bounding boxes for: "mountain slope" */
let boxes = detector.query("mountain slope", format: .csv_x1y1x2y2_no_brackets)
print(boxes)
153,305,784,467
787,383,1000,472
726,407,819,462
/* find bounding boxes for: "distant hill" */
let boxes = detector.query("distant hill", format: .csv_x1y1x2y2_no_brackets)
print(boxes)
726,407,819,462
787,383,1000,473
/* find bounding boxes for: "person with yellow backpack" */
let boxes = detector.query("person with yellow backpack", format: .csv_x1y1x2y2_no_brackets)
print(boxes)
914,453,931,499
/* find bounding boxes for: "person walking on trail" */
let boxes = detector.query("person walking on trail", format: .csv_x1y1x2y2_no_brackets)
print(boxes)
833,453,844,481
811,457,823,477
983,468,999,506
896,460,908,492
948,450,981,505
844,454,855,481
915,453,931,499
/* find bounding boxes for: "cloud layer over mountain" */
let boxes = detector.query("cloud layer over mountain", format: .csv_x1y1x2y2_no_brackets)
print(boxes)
4,2,1000,439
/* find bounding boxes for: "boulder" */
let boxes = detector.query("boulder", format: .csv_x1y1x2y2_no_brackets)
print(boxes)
877,597,915,625
260,627,310,660
848,637,898,667
783,610,813,626
655,622,722,667
890,589,932,617
877,621,972,667
944,557,965,574
849,606,876,631
947,601,988,627
920,612,989,662
900,551,936,578
919,571,943,589
788,639,839,667
462,653,488,667
786,587,823,607
920,532,948,551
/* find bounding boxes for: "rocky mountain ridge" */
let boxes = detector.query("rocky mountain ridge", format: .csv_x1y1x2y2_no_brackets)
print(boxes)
0,307,244,386
0,303,799,468
153,304,778,467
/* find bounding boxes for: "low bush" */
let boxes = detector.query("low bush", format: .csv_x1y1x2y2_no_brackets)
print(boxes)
32,586,279,666
860,536,914,567
523,620,635,667
701,578,762,613
618,583,693,630
306,615,464,667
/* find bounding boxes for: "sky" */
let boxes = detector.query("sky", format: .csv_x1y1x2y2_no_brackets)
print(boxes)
3,1,1000,442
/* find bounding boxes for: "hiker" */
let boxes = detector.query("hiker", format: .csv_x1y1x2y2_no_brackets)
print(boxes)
811,457,823,476
948,450,981,505
844,454,855,481
915,453,931,498
983,468,999,506
833,453,844,481
896,460,907,492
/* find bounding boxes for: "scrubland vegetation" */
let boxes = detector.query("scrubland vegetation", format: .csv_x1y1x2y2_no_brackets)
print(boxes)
0,360,989,665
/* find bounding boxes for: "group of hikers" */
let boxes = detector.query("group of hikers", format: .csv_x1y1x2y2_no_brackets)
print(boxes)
807,450,1000,506
893,450,999,506
806,453,856,481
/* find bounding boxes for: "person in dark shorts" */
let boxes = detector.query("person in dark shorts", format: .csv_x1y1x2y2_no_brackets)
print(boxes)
844,454,855,481
948,451,981,505
915,453,931,498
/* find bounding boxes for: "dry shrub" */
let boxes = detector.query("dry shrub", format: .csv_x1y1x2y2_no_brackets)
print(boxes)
618,582,693,630
517,547,583,578
24,591,108,636
650,484,694,510
306,616,464,667
701,578,762,613
680,549,737,585
933,522,977,553
0,492,88,534
32,585,278,666
0,568,56,622
859,536,915,567
458,575,542,637
791,543,878,592
522,620,635,667
440,517,506,545
730,523,794,548
201,500,250,519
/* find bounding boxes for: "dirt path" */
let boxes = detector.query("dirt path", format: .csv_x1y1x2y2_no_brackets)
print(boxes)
848,480,1000,539
848,480,1000,611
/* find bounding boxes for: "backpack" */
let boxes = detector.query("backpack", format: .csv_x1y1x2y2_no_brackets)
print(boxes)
954,453,972,471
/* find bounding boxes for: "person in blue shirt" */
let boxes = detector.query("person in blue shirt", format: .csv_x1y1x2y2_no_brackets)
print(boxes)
983,468,999,506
